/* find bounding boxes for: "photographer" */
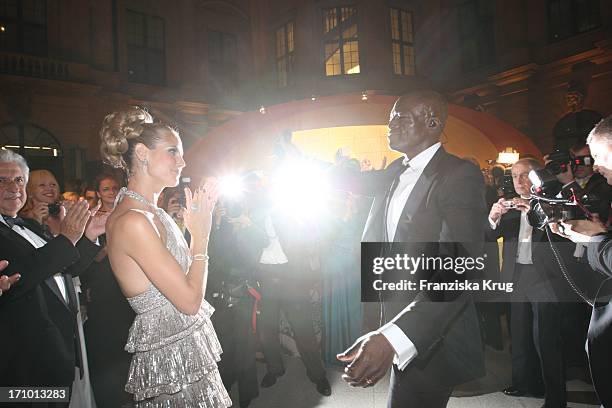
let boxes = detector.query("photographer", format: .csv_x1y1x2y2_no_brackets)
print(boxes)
552,115,612,407
550,144,610,223
19,169,64,237
487,158,568,407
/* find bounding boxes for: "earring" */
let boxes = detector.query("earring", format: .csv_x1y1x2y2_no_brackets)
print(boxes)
140,159,148,168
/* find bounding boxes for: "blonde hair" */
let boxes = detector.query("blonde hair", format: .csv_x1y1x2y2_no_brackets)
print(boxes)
20,169,60,217
99,106,177,173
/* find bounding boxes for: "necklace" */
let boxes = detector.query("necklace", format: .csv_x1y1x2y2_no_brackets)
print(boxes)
115,187,159,212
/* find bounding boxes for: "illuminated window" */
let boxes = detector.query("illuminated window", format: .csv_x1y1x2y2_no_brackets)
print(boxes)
322,6,360,76
548,0,601,42
275,21,295,88
0,0,47,56
457,0,495,72
126,10,165,85
390,8,415,76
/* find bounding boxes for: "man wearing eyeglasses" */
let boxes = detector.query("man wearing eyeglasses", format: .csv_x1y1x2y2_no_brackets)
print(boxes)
0,149,104,407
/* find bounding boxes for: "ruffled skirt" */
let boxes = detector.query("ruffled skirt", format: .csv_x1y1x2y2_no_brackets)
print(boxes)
125,300,232,407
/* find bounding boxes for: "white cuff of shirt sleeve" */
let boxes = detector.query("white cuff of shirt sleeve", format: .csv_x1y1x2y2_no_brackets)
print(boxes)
377,322,418,371
488,216,500,230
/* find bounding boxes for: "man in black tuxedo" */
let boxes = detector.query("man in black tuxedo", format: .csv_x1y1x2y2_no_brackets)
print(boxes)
251,192,331,397
487,158,570,408
336,90,487,407
0,149,103,407
553,115,612,407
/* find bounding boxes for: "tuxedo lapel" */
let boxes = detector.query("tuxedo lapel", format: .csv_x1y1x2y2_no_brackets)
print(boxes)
0,221,36,252
393,148,445,242
0,219,71,310
382,159,410,242
44,276,70,309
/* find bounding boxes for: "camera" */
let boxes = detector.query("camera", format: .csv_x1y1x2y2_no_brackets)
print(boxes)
501,169,517,199
526,168,599,229
177,177,191,207
48,203,61,216
545,149,594,176
545,149,572,175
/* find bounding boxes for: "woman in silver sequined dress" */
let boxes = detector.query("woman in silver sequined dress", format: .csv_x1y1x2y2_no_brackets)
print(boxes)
99,107,232,408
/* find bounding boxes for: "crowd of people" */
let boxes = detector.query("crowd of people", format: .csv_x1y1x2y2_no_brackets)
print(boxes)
1,91,612,408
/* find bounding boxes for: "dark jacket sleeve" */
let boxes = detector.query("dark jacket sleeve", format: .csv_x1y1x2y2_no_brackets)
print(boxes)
68,237,102,277
0,235,80,304
393,162,487,357
587,234,612,279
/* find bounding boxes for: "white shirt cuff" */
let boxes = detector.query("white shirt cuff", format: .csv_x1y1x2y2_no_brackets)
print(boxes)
377,322,418,370
488,216,500,230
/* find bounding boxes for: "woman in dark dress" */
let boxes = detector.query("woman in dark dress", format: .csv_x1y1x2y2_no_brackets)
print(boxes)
81,173,135,408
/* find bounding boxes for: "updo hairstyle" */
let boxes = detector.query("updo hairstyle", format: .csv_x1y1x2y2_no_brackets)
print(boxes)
100,107,176,173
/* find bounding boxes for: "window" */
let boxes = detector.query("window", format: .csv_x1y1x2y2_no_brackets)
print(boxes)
275,21,295,88
322,6,360,76
548,0,601,42
126,10,165,85
390,8,415,76
457,0,495,72
208,30,238,91
0,123,61,157
0,0,47,56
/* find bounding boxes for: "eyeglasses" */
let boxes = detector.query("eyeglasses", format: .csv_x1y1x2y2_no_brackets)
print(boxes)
0,176,26,187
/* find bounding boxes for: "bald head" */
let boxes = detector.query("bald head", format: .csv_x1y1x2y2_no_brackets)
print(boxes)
388,90,448,157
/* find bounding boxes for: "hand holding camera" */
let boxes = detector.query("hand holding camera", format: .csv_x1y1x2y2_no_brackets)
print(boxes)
551,217,607,243
490,197,527,223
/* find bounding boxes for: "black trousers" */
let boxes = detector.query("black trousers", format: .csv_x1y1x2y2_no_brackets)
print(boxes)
511,264,566,408
387,365,453,408
256,263,326,383
212,298,259,404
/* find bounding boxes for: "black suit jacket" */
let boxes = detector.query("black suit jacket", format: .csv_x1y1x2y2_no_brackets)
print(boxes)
0,219,100,387
342,147,487,388
584,235,612,407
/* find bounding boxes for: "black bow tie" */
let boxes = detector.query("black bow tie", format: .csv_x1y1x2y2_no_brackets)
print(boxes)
2,214,27,229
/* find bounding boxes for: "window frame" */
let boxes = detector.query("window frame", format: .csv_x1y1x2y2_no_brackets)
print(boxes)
126,9,166,85
321,5,361,77
456,0,496,73
274,20,295,88
207,29,238,88
547,0,601,43
389,7,415,76
0,0,47,56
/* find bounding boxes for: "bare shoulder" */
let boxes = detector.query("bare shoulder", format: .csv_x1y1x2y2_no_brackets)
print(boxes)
107,204,158,242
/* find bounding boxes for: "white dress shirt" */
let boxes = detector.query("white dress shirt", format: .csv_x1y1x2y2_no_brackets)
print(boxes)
378,142,441,370
0,216,68,302
259,214,289,265
489,207,533,264
387,142,442,241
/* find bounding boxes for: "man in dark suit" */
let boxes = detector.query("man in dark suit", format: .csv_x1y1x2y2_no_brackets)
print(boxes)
336,90,487,407
251,191,331,397
553,115,612,407
487,158,570,408
0,149,103,407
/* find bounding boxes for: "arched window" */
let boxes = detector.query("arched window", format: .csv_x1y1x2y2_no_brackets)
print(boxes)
0,122,62,157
